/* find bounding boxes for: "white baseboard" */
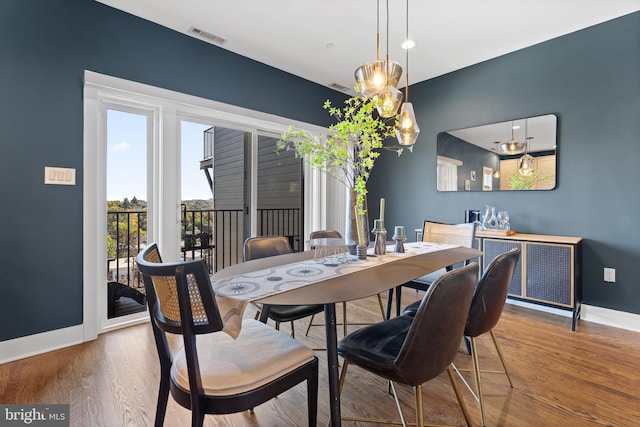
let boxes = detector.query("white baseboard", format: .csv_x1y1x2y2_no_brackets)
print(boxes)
507,299,640,333
0,325,85,365
581,304,640,333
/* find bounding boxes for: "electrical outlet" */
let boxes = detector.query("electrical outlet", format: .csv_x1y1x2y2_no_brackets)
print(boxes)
604,267,616,283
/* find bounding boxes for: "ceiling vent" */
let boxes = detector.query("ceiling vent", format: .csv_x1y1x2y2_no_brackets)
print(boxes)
189,26,227,45
327,82,351,92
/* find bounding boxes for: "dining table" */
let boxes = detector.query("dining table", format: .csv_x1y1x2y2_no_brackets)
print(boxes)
209,241,482,427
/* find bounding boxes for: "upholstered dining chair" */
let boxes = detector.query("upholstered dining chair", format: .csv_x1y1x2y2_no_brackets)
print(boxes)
136,244,318,427
402,247,520,427
386,220,477,318
337,263,479,427
243,236,325,338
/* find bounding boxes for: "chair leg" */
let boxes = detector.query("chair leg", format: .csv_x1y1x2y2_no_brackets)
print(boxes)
447,365,473,427
338,360,350,394
154,375,170,427
490,329,513,388
290,321,296,338
395,286,402,317
376,293,386,320
385,288,394,319
307,362,319,427
470,337,486,427
414,385,424,427
192,409,205,427
305,313,316,336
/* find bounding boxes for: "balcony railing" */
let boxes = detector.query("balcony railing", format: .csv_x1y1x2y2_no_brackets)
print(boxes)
107,207,301,288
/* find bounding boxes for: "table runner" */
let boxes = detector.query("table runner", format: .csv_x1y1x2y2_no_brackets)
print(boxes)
211,242,457,338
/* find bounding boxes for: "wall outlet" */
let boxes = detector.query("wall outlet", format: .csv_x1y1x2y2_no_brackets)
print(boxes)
604,267,616,283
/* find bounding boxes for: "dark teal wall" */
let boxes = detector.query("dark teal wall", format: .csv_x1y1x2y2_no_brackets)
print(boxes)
369,12,640,315
0,0,344,341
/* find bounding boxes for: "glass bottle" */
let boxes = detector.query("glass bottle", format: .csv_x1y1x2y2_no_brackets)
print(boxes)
483,205,499,230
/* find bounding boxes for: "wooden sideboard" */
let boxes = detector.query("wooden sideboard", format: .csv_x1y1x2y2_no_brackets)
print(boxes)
475,231,582,330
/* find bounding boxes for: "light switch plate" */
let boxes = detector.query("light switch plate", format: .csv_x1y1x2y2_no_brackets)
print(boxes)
45,167,76,185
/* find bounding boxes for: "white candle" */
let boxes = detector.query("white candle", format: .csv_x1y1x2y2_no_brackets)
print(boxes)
380,198,385,222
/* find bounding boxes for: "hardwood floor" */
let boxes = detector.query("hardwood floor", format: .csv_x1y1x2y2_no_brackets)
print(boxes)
1,290,639,426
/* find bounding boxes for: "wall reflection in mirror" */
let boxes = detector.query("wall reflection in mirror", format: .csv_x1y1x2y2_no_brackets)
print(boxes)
437,114,557,191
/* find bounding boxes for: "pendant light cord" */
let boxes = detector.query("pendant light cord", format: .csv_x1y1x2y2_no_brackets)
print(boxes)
376,0,380,60
385,0,390,85
405,0,409,101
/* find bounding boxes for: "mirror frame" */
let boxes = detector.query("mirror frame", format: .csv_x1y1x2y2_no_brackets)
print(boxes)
436,114,557,192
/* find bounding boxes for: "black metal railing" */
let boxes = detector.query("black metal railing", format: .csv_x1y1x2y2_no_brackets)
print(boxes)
107,207,301,287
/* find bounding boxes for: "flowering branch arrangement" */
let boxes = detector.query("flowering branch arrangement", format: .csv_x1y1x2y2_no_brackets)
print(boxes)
277,95,408,214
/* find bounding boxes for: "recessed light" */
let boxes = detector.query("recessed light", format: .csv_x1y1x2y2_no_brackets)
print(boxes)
401,39,415,49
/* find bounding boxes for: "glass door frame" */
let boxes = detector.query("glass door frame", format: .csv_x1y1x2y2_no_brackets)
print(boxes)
83,71,340,340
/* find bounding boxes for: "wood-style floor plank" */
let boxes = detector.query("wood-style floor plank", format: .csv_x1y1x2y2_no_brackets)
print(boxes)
1,290,639,426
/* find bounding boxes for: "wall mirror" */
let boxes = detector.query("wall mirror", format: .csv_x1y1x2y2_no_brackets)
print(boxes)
437,114,557,191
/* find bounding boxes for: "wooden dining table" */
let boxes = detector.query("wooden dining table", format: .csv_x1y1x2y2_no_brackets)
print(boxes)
210,242,482,427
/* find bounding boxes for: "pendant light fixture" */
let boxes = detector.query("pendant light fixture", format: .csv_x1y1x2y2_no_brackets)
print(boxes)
375,0,403,118
395,0,420,145
518,120,534,176
354,0,385,97
500,121,526,155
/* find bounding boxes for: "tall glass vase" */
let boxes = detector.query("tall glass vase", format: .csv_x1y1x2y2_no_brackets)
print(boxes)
345,189,369,256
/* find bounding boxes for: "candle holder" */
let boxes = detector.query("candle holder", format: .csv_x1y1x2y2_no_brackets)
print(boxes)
373,228,387,255
393,225,407,253
393,235,406,253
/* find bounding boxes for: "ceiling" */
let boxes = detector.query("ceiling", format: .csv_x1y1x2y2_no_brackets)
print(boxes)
96,0,639,95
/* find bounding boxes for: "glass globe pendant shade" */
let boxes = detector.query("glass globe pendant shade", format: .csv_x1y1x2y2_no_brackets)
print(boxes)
384,61,403,87
355,60,403,98
376,85,403,118
355,60,386,97
395,102,420,146
501,139,526,155
518,153,534,176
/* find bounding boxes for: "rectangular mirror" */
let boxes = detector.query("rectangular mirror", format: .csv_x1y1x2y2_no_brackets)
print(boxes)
437,114,557,191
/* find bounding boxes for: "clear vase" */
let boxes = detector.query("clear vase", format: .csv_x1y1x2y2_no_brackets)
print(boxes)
345,189,369,255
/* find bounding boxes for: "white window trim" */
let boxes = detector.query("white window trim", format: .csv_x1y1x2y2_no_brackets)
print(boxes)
83,70,342,340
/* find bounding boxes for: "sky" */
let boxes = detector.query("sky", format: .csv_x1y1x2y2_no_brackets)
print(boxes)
106,109,213,201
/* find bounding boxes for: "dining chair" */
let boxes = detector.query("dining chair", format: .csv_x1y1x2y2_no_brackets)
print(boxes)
243,236,324,338
458,247,520,427
402,247,520,426
337,263,478,427
386,220,477,318
136,244,318,427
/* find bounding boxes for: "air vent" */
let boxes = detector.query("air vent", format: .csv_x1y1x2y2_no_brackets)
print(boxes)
189,26,227,45
328,82,351,92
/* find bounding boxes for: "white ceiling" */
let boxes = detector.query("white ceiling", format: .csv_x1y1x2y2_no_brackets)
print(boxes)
96,0,640,95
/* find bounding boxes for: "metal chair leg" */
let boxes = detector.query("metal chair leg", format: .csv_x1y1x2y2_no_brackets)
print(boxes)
447,364,473,427
470,337,486,426
490,329,513,388
415,385,424,427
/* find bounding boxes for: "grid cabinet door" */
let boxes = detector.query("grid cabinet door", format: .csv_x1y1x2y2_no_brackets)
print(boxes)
525,242,573,307
483,239,523,297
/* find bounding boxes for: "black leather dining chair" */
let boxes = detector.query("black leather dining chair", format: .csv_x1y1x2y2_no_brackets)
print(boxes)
337,263,478,427
136,244,318,427
403,247,520,427
243,236,325,338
